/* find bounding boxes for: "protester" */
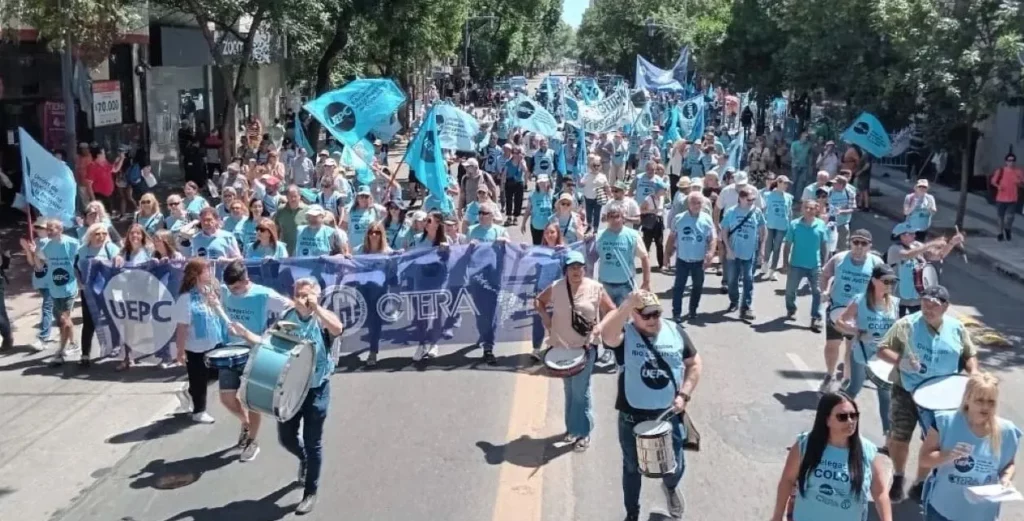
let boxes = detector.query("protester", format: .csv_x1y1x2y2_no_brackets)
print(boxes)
720,185,767,319
989,152,1023,241
782,200,829,331
173,258,228,424
762,176,794,281
903,179,937,242
664,191,716,321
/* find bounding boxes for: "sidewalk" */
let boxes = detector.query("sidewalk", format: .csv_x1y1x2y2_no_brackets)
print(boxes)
869,166,1024,282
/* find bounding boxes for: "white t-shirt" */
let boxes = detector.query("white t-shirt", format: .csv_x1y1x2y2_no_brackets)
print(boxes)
171,294,222,353
600,197,641,222
716,183,764,211
581,172,609,199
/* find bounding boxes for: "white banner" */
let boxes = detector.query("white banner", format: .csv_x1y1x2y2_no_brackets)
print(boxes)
886,124,915,157
92,81,122,127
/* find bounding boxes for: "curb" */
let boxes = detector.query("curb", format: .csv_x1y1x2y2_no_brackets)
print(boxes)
868,200,1024,285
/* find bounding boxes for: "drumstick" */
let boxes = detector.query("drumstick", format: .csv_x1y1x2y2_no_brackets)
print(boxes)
954,226,968,265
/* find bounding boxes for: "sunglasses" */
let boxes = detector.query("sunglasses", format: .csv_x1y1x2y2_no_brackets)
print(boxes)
257,228,270,233
851,240,870,247
479,211,492,216
835,412,860,423
369,230,382,236
169,202,181,206
880,279,896,286
639,310,662,320
559,202,572,206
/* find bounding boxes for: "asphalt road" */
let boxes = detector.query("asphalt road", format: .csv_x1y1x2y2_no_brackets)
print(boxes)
49,205,1024,521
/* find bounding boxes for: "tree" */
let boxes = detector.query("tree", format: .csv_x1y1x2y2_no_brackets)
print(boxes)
0,0,141,65
878,0,1023,227
465,0,552,80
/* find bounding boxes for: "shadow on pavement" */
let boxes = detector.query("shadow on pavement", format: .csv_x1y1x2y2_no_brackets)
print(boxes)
751,316,801,334
335,344,619,377
107,414,196,444
160,483,300,521
0,357,183,383
776,369,829,380
772,391,820,412
129,448,236,491
476,433,574,469
0,487,13,499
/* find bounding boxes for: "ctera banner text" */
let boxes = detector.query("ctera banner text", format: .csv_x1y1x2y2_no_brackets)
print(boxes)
82,241,596,359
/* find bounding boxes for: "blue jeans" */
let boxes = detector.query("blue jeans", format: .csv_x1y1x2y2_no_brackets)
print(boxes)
784,266,822,320
0,278,10,342
791,166,809,196
278,381,330,496
671,259,705,318
37,288,54,341
766,229,786,271
617,412,686,517
843,357,892,435
924,503,953,521
725,258,754,310
602,281,633,307
563,348,596,437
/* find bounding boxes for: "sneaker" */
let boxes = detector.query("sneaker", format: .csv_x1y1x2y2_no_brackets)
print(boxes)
662,483,685,519
158,360,179,369
810,318,822,333
740,309,756,321
686,312,698,321
563,433,578,444
889,475,906,502
297,460,307,484
769,271,779,282
78,358,91,368
573,437,591,452
623,514,640,521
785,310,796,320
817,375,834,394
296,494,317,515
240,438,260,462
530,348,543,362
365,352,378,367
672,315,683,323
726,304,738,313
412,344,429,362
48,354,65,367
908,481,924,503
426,344,439,358
192,412,215,424
483,350,497,365
30,338,50,352
237,425,250,448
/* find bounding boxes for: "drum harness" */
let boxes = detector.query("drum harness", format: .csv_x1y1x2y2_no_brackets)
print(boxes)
634,325,701,451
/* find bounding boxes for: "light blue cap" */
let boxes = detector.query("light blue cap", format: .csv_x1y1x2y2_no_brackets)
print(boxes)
564,251,586,266
892,221,914,236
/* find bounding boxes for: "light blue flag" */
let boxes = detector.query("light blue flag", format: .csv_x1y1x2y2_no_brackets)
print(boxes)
574,125,587,181
727,129,746,170
19,128,76,226
505,95,558,138
663,106,681,147
303,79,406,147
634,53,686,92
341,140,375,186
371,112,402,142
405,106,451,213
294,112,314,155
433,103,481,152
679,95,706,142
840,112,892,157
556,141,568,176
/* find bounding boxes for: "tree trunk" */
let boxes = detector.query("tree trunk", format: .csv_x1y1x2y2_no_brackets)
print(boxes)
305,8,357,150
954,111,974,229
398,73,413,134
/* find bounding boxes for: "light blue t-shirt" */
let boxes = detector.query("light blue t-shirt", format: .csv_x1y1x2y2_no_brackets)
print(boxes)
763,191,794,231
76,241,119,285
295,225,336,257
282,308,334,387
533,149,555,176
634,174,661,203
828,186,856,226
32,237,50,290
191,230,237,260
551,212,581,243
622,321,686,411
43,236,81,299
853,294,899,363
183,195,208,220
596,227,640,284
245,241,289,259
792,433,877,521
134,212,163,236
529,191,554,230
802,182,828,202
221,283,289,342
503,161,524,183
671,211,715,262
612,141,628,165
906,197,933,232
830,252,882,307
929,411,1022,521
347,206,382,247
898,312,965,392
222,216,248,247
467,223,508,242
721,206,766,261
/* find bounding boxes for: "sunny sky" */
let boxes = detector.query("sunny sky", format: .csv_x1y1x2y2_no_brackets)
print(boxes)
561,0,587,28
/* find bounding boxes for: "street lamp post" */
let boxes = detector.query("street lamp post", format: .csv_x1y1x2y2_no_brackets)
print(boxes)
463,15,497,69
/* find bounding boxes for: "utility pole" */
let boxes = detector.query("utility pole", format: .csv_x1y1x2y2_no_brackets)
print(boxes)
58,0,78,170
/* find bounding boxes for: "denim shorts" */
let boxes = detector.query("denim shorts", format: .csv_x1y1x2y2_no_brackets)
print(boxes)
218,367,243,391
53,296,75,315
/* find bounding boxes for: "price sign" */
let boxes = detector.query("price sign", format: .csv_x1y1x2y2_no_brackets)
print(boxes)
92,81,122,127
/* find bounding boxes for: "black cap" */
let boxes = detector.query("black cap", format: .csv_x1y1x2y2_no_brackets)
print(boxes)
871,263,896,281
850,229,873,242
920,285,950,303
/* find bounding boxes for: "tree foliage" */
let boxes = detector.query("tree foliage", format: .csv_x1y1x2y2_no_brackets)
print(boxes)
1,0,141,63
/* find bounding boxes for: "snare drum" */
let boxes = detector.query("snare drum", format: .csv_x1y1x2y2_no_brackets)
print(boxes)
238,327,316,422
543,346,587,378
913,263,940,293
634,416,677,478
204,344,251,370
865,356,894,391
913,374,969,411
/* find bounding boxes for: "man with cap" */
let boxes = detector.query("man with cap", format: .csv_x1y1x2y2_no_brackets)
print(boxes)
781,198,830,331
274,185,308,255
716,171,763,213
597,290,703,521
827,172,857,250
596,203,651,306
458,157,498,210
819,228,885,392
296,205,347,256
601,180,641,228
874,284,979,503
903,179,936,242
637,136,660,176
720,185,767,319
665,191,717,321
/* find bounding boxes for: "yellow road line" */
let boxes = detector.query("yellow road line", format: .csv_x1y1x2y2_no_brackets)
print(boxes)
492,341,551,521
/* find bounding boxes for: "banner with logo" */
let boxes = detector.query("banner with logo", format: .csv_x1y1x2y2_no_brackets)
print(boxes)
433,103,482,152
405,106,451,212
304,79,407,147
504,96,558,138
634,49,688,92
840,112,892,158
678,95,706,142
18,127,77,226
82,241,595,358
574,86,633,134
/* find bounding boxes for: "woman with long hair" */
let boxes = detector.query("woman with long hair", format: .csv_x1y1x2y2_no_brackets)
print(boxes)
835,264,899,437
409,211,450,361
78,200,122,244
113,223,157,370
182,181,209,219
352,220,394,367
152,230,183,261
134,193,163,236
383,201,408,250
772,392,892,521
245,218,288,259
173,258,228,424
919,373,1021,521
342,187,385,247
529,222,566,359
75,223,120,368
239,198,267,248
355,221,391,255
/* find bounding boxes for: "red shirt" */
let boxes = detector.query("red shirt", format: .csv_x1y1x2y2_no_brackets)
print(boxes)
991,167,1023,203
86,160,115,196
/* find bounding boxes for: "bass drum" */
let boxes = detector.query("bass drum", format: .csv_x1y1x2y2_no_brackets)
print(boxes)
914,263,940,293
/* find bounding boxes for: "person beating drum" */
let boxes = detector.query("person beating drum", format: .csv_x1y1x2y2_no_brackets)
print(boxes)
887,221,963,317
229,277,344,515
874,285,980,503
534,251,615,452
833,263,900,440
771,392,893,521
596,290,703,521
918,372,1021,521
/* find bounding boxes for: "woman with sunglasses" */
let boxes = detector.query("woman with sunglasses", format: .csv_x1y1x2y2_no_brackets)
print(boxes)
134,193,163,236
383,201,408,250
246,218,288,259
771,393,892,521
552,193,585,244
410,211,449,361
521,176,554,245
75,223,120,368
534,251,614,452
182,181,209,220
919,372,1021,521
834,264,899,438
350,220,394,367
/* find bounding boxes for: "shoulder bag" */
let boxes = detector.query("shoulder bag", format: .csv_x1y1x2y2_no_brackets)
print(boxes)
565,280,596,338
636,324,701,451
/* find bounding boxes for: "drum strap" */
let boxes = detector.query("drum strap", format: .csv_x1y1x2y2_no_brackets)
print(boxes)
636,328,701,452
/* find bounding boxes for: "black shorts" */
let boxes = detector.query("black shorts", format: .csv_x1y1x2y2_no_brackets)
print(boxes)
825,306,854,341
626,154,638,170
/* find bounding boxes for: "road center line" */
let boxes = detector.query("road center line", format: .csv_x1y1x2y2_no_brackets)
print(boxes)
491,341,551,521
785,352,822,393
